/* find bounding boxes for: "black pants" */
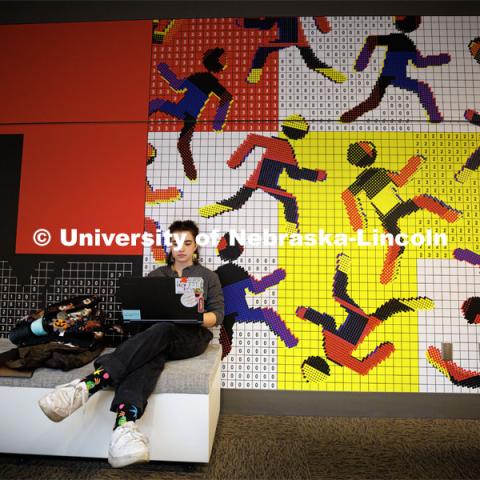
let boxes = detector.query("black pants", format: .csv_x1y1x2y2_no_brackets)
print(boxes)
94,323,213,418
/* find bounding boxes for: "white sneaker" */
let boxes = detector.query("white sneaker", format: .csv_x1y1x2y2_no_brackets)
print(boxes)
108,421,150,468
38,378,89,422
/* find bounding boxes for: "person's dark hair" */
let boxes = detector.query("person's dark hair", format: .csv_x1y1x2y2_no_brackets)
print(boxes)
167,220,200,266
203,48,225,73
394,16,421,33
217,232,244,261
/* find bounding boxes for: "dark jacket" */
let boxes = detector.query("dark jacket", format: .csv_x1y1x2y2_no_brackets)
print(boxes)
0,341,104,371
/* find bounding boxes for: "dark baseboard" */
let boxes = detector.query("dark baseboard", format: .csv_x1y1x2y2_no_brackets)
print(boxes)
221,389,480,419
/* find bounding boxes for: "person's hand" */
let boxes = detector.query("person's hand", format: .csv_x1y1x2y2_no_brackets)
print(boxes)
202,312,217,328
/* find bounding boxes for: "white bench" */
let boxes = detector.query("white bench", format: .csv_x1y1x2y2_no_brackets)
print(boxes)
0,338,221,463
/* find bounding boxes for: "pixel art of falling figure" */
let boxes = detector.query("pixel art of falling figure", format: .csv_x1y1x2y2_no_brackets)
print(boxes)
426,296,480,388
455,37,480,183
215,232,298,358
199,114,327,233
342,141,462,284
144,143,182,264
340,16,450,123
297,253,434,381
149,48,233,181
240,17,346,84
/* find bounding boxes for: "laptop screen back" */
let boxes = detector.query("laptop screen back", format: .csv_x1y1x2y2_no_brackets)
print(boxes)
119,277,204,324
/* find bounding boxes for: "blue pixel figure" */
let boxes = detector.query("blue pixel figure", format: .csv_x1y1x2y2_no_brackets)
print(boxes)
149,48,233,181
215,233,298,358
340,16,450,123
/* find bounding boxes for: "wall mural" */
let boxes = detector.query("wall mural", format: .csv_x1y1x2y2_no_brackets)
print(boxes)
1,16,480,393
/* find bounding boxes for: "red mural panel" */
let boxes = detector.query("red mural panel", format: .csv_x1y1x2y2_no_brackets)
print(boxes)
0,21,152,255
0,21,152,124
149,18,279,132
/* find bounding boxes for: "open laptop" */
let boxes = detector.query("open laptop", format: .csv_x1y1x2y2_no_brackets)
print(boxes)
119,277,204,325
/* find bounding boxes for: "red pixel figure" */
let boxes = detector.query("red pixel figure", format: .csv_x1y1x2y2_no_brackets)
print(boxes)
298,253,434,381
342,142,462,284
199,115,327,233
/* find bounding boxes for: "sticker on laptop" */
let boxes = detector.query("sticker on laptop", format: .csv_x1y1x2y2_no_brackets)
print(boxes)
180,290,198,308
175,277,203,294
176,278,204,310
122,309,142,321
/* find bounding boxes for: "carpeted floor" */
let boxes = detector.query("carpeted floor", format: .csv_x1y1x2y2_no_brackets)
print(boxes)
1,414,480,479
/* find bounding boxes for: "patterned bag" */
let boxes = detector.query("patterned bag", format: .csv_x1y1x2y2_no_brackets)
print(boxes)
9,295,110,347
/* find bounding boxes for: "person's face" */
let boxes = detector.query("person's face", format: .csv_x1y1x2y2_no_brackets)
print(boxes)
171,230,197,264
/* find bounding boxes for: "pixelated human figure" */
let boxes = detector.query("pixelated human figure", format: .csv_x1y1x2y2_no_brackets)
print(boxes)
199,115,327,233
215,233,298,357
241,17,346,84
144,144,182,264
297,253,434,380
342,142,461,284
340,16,450,123
426,297,480,388
149,48,233,181
453,248,480,267
455,38,480,182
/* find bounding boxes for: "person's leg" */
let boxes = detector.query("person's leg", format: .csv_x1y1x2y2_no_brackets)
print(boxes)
247,46,283,83
219,313,237,359
110,353,167,419
297,46,346,83
38,322,178,422
379,201,419,284
107,354,166,468
109,325,212,469
393,77,443,122
341,342,395,375
177,115,198,181
199,186,255,218
267,191,300,233
340,76,391,123
412,194,462,222
236,305,299,348
110,324,213,418
94,322,177,384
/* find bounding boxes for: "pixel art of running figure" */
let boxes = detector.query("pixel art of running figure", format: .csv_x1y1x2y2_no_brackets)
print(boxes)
149,48,233,181
340,16,450,123
240,17,346,84
455,38,480,183
426,296,480,388
199,115,327,233
342,142,462,284
144,143,182,264
297,253,434,381
215,232,298,357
